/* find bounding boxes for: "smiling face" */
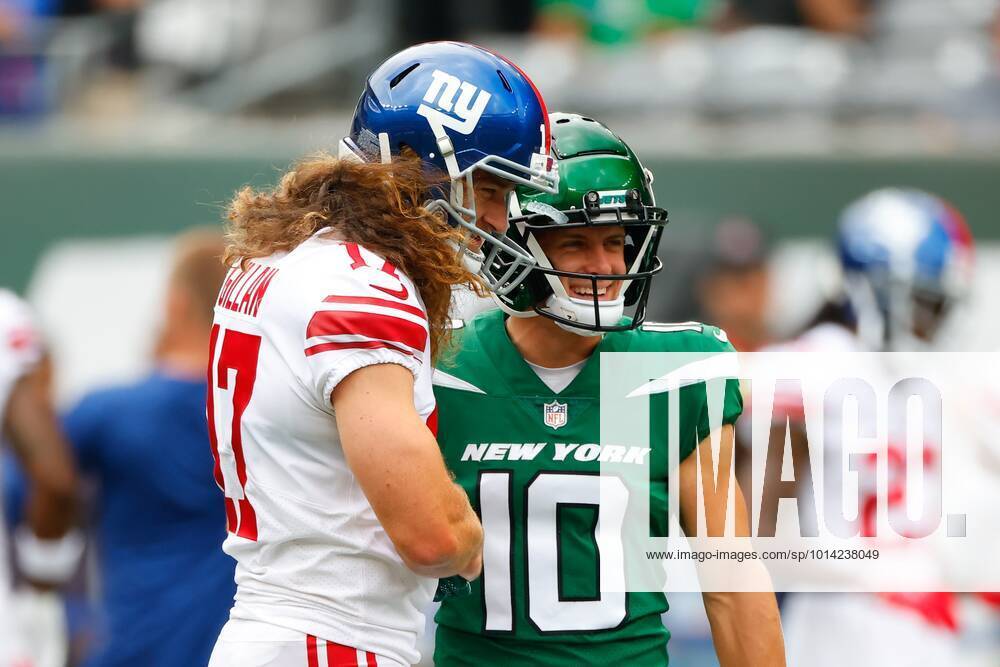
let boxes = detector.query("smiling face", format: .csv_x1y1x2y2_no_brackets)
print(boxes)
534,225,628,301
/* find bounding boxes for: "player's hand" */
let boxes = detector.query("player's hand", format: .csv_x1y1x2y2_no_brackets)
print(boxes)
434,575,472,602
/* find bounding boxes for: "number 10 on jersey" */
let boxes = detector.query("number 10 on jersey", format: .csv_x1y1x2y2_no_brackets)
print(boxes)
479,471,630,633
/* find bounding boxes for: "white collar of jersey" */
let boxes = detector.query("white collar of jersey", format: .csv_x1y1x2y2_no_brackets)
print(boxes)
432,369,486,394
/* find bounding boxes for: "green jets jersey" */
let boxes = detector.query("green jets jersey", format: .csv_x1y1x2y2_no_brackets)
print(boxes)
432,309,742,666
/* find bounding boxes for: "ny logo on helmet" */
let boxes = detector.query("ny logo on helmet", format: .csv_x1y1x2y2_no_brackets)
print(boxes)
417,69,492,136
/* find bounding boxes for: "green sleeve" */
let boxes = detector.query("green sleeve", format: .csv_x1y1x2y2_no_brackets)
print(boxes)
695,326,743,443
696,377,743,443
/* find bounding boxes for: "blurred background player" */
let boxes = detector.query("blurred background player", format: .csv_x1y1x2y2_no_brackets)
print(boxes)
0,288,79,667
23,229,235,667
694,217,774,352
431,113,784,666
717,0,873,34
207,41,556,667
768,188,984,667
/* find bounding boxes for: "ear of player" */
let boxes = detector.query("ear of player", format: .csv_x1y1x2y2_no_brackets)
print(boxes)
496,112,668,334
341,41,558,296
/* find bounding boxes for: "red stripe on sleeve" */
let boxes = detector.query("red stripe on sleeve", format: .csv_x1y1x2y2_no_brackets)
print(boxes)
366,650,378,667
306,635,319,667
304,340,414,358
325,640,358,666
306,310,427,352
322,295,426,320
425,406,439,437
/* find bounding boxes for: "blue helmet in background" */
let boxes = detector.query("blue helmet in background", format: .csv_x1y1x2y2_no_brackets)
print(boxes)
837,188,975,349
341,41,559,295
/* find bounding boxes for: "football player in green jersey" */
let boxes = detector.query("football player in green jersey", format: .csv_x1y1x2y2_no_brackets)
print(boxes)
432,113,785,666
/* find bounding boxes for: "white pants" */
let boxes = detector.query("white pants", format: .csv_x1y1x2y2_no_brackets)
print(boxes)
209,619,405,667
0,589,67,667
0,617,29,667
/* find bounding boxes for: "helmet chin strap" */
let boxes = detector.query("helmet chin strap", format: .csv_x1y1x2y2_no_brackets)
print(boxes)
543,293,623,337
458,243,486,274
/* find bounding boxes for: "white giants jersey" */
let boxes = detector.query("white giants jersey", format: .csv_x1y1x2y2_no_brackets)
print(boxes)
207,232,438,665
770,324,962,667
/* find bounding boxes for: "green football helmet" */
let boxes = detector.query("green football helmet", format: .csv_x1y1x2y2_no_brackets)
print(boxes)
489,112,668,334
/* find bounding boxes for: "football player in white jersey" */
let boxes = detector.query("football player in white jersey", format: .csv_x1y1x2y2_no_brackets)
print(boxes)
207,42,558,667
0,289,79,667
769,189,983,666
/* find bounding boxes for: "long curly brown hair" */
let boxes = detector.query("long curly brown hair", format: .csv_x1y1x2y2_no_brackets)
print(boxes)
224,153,481,360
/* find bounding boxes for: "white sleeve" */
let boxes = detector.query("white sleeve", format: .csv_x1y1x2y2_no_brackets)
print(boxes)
0,290,44,391
300,265,429,407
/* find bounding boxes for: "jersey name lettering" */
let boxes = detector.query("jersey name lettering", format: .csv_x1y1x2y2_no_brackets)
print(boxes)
217,262,279,318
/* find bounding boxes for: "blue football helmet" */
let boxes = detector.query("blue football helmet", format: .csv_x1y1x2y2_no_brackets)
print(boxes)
341,41,559,295
837,188,975,350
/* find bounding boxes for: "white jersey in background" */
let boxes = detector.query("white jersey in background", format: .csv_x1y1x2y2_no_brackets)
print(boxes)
207,231,437,666
0,289,44,666
766,322,963,667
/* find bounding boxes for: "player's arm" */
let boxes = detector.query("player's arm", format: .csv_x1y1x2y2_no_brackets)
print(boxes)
3,355,77,539
679,424,786,667
333,363,482,580
4,354,83,589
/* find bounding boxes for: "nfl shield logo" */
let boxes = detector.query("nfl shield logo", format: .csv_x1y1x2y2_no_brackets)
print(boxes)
543,400,568,430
